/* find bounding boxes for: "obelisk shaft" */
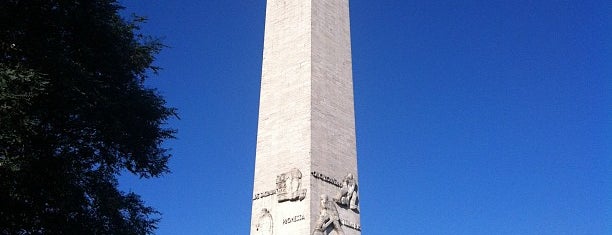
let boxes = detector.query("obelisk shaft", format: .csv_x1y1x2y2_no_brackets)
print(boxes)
251,0,360,234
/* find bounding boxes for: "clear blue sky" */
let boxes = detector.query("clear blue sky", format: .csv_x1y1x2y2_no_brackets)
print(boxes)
118,1,611,234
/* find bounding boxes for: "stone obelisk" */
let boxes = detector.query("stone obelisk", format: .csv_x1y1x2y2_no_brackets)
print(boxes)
250,0,360,234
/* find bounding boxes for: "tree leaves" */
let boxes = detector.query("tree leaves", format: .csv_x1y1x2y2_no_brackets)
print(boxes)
0,1,175,234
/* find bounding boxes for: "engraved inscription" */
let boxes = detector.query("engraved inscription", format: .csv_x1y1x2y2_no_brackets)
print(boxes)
340,219,361,231
253,189,277,201
311,171,342,188
282,214,305,225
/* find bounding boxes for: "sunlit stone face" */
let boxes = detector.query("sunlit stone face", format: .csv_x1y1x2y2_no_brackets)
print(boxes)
251,0,360,234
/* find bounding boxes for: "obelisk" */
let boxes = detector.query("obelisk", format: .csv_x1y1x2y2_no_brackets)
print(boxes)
250,0,360,234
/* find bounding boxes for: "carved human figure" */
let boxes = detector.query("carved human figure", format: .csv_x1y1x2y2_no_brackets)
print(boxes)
288,168,302,198
277,168,307,202
312,194,344,235
334,173,359,210
255,208,273,235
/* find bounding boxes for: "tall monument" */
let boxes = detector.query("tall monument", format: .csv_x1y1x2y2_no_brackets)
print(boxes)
250,0,360,234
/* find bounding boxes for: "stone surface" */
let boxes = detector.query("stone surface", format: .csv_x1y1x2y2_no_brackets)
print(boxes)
250,0,360,234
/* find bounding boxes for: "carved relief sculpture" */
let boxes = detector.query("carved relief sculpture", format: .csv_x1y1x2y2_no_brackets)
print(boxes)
312,194,344,235
256,208,273,235
276,168,307,202
334,173,359,210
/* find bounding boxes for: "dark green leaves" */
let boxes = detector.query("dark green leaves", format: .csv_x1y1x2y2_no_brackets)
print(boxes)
0,0,175,234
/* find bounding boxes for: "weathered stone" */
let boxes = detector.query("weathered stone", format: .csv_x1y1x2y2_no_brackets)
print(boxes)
250,0,360,234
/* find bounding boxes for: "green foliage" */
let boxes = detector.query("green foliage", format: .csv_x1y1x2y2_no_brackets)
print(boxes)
0,0,176,234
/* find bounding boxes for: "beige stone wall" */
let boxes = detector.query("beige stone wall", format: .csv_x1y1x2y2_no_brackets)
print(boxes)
311,0,360,233
251,0,360,234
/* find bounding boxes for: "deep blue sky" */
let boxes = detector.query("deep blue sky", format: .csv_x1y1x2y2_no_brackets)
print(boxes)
118,1,611,234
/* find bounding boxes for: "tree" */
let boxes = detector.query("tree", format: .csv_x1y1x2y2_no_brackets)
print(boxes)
0,0,176,234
